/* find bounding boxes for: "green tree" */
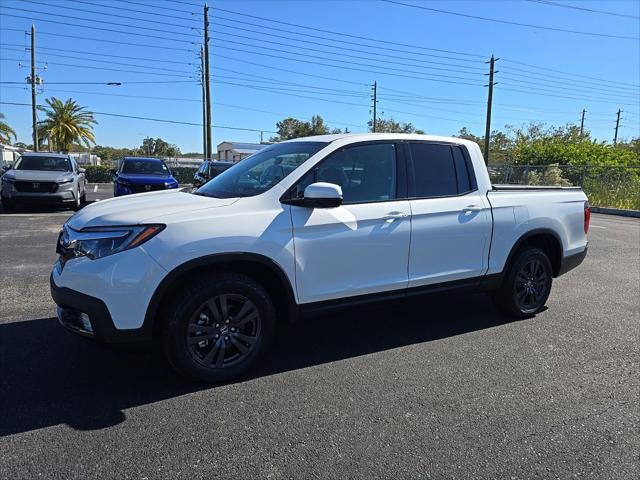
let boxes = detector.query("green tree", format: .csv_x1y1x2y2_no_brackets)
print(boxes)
0,113,17,144
270,115,342,141
368,116,424,134
92,145,140,162
37,97,97,153
140,137,181,157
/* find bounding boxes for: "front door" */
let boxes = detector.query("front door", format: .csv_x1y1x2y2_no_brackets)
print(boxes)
288,142,411,304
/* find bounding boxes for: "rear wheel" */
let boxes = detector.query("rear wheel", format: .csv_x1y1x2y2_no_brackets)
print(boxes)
493,247,553,319
161,273,276,383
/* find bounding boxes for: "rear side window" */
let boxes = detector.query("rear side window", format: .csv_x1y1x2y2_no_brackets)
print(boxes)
452,146,472,194
409,143,475,197
409,143,457,197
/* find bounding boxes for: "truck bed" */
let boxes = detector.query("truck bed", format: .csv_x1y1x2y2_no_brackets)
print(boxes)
492,184,582,191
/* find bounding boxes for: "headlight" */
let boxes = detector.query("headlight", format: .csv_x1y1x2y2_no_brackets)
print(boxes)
1,176,15,184
116,178,131,186
58,177,74,184
60,224,165,260
165,180,178,187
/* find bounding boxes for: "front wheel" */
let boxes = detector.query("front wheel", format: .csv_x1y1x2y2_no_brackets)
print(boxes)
161,273,276,383
493,247,553,319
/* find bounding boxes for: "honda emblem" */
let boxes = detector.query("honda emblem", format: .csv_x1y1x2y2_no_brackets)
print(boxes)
32,182,40,188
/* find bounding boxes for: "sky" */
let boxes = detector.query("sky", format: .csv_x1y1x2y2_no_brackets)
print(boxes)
0,0,639,153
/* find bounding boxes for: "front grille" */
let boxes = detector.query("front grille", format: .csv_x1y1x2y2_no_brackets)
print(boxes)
129,183,166,194
14,181,58,193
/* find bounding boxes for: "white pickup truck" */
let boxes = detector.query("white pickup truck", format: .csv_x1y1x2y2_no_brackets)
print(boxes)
51,134,589,382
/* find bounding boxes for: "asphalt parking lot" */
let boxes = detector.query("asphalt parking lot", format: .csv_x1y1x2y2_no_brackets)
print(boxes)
0,188,638,479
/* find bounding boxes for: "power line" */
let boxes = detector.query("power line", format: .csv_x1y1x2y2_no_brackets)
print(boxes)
0,80,198,85
500,65,640,91
211,6,486,58
525,0,640,20
1,47,196,75
113,0,202,16
212,19,484,71
3,5,200,40
1,57,196,79
0,28,195,53
57,0,200,24
2,43,196,66
498,85,640,106
18,0,201,31
0,101,277,132
211,38,482,84
382,0,639,40
500,59,640,88
212,45,483,87
211,18,485,65
0,11,198,45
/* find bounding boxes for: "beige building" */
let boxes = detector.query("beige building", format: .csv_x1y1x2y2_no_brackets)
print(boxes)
217,142,268,163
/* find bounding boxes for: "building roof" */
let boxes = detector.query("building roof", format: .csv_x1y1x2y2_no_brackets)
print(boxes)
217,142,266,151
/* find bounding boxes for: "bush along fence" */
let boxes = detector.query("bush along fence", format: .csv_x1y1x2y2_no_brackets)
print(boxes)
488,164,640,210
84,165,198,185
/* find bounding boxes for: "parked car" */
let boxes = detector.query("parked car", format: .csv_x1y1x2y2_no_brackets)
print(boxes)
112,156,179,197
51,134,589,383
192,160,234,191
1,152,86,211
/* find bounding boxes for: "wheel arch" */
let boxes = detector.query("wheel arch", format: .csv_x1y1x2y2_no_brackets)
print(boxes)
146,253,299,342
504,228,563,277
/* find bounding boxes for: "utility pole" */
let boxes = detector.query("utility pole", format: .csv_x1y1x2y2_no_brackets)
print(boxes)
371,81,377,132
483,55,497,165
200,46,207,160
614,109,621,144
30,24,38,151
203,4,212,160
580,109,586,136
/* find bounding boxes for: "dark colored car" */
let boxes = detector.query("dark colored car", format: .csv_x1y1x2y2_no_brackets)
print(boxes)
113,157,179,197
192,160,234,191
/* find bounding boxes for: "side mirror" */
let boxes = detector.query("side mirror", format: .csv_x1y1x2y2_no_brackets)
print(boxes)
78,167,86,174
285,182,343,208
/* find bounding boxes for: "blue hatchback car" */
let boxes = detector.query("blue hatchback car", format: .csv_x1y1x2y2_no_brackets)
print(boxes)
113,157,179,197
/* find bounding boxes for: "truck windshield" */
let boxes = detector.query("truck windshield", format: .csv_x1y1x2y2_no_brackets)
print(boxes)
196,142,328,198
15,156,72,172
121,160,169,175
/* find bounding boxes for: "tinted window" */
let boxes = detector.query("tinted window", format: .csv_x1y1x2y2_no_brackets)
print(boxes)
409,143,457,197
293,143,397,204
452,146,471,193
122,159,168,175
15,156,72,172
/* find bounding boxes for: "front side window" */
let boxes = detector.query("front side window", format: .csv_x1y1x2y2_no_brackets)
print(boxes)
121,160,169,175
196,142,327,198
15,156,72,172
292,143,397,204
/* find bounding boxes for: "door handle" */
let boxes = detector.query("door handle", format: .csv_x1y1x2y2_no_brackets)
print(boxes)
383,211,409,222
462,205,483,214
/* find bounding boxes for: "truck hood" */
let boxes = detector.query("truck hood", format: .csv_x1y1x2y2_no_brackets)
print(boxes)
3,170,74,182
67,189,238,229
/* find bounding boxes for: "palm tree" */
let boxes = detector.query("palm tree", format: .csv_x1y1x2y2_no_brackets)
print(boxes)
37,97,97,153
0,113,17,145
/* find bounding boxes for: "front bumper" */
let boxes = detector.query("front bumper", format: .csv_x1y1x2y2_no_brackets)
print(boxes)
50,273,152,345
2,187,76,204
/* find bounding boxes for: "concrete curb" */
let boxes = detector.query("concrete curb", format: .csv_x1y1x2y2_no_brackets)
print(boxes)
591,206,640,218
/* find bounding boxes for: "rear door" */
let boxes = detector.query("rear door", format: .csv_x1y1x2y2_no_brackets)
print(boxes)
288,142,411,304
406,142,492,287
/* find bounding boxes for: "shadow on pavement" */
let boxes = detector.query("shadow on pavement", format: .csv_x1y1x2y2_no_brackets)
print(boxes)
0,293,512,436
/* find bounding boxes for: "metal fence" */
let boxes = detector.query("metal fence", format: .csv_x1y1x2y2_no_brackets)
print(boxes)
488,164,640,210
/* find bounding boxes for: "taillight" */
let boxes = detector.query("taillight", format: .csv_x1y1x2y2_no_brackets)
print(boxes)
584,201,591,234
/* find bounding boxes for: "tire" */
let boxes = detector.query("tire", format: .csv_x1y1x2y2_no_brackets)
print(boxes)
80,191,87,205
493,247,553,319
161,273,276,383
2,199,15,211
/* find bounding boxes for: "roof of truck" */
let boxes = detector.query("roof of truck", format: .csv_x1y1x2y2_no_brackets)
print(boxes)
282,133,474,145
19,152,69,158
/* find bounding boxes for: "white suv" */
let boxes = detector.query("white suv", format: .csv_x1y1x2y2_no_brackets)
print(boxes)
51,134,588,382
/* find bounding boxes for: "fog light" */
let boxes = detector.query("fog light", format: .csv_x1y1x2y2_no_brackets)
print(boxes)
79,312,93,333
